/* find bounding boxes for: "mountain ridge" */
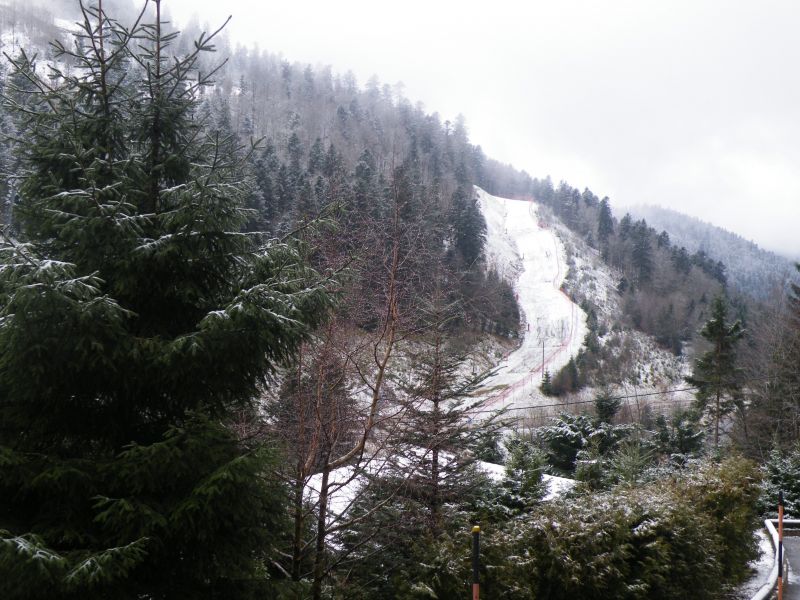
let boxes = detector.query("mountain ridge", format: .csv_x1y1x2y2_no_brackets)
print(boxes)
628,203,797,301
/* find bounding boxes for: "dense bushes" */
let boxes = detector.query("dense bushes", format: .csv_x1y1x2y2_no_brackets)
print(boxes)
366,456,759,600
760,442,800,517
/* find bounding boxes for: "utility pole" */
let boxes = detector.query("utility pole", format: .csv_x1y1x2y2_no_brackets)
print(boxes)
778,491,784,600
541,340,545,374
472,526,480,600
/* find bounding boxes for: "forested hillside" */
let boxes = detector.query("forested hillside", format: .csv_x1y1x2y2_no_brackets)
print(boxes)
483,174,729,354
629,203,796,301
0,0,522,341
2,3,799,600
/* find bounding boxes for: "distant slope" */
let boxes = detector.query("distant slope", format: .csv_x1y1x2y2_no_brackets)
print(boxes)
477,188,691,419
628,204,796,300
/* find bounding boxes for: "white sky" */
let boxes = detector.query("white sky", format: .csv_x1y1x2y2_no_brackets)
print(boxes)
163,0,800,258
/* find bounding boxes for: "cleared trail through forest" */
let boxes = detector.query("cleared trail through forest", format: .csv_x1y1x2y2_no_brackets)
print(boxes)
476,188,587,412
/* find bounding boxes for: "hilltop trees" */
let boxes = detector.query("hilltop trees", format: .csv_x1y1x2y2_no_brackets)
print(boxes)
0,3,328,598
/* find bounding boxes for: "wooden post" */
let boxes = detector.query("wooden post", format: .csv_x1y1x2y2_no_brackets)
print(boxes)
472,526,480,600
778,491,784,600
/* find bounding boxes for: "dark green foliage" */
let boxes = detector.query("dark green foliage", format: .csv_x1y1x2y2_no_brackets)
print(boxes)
631,221,653,284
654,410,705,459
692,250,728,286
1,418,288,600
502,456,759,600
449,185,486,266
745,264,800,449
759,442,800,517
686,296,744,446
536,413,631,474
540,369,553,395
595,390,622,423
0,4,328,598
349,456,759,600
501,437,548,508
472,428,505,464
550,356,581,395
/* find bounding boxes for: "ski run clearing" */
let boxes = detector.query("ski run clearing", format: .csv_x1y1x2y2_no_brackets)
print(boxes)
475,187,588,412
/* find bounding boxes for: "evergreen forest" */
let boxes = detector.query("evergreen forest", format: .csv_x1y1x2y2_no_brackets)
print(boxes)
1,2,800,599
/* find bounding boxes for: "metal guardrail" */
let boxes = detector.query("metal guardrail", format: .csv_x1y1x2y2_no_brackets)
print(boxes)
751,518,798,600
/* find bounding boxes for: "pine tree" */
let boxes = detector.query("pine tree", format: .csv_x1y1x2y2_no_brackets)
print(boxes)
541,369,553,395
760,442,800,516
751,264,800,446
594,390,621,424
390,281,502,535
631,222,653,285
619,213,632,240
252,141,281,229
449,185,486,267
307,137,324,173
0,3,329,598
686,296,744,447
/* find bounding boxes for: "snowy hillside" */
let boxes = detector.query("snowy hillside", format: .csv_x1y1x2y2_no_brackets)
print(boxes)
477,187,694,418
476,188,587,411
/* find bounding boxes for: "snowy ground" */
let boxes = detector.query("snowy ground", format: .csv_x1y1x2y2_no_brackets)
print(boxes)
732,528,775,599
477,460,576,501
307,460,576,522
476,188,587,412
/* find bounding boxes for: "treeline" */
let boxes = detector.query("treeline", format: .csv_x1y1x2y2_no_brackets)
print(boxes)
630,203,796,301
522,177,726,353
0,13,523,340
180,21,523,338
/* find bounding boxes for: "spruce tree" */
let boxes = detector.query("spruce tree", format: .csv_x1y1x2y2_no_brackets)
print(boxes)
594,390,621,424
0,3,328,598
597,197,614,242
449,185,486,267
686,296,744,448
631,222,653,285
390,281,502,535
540,369,553,396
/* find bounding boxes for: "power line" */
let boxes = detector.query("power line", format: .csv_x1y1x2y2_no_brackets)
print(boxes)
474,386,699,414
472,375,775,415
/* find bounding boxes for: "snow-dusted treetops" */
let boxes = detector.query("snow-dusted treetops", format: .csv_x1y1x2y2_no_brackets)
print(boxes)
1,2,799,599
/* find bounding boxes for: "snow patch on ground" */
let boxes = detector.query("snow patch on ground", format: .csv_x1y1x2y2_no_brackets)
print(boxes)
732,528,775,599
306,457,577,523
306,466,365,521
477,460,576,501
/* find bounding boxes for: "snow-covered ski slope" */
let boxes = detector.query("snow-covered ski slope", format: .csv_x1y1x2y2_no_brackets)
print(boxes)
476,187,587,411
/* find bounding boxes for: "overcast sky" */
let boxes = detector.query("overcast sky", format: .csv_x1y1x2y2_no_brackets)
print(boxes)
163,0,800,258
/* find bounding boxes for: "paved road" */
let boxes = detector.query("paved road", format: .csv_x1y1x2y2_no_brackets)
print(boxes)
784,536,800,598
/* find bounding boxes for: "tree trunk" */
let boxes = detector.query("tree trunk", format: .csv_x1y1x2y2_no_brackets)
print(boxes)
430,431,440,535
311,460,331,600
291,465,305,581
715,387,720,448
